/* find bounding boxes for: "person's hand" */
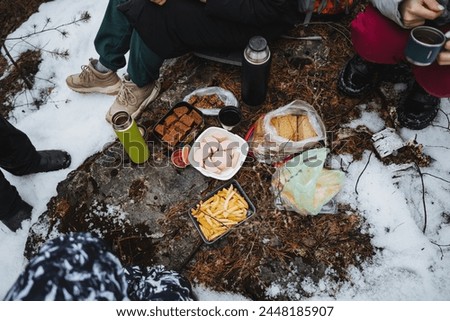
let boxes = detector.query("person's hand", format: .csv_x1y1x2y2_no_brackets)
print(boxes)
400,0,445,28
150,0,167,5
437,37,450,65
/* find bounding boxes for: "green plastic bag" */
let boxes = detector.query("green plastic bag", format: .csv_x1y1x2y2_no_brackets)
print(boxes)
271,148,345,215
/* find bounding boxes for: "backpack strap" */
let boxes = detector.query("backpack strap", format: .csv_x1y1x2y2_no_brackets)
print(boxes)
297,0,316,25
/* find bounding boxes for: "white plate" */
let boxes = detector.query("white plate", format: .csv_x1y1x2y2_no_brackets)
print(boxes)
183,86,239,116
188,127,248,180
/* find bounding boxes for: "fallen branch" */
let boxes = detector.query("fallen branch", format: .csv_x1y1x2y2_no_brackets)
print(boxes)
422,172,450,184
2,43,33,89
3,12,91,42
355,151,373,195
430,241,450,260
415,163,428,234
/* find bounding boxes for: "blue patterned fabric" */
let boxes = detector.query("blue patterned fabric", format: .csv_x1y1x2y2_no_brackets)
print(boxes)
4,233,195,301
124,265,195,301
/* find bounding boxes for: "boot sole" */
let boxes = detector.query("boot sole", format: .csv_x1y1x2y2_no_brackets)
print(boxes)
397,107,439,130
337,67,373,98
67,82,121,96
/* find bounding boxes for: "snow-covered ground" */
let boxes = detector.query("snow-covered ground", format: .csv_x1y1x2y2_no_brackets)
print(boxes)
1,0,449,301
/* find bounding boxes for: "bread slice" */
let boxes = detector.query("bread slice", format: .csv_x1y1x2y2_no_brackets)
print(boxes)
253,116,266,144
296,115,316,140
271,115,297,140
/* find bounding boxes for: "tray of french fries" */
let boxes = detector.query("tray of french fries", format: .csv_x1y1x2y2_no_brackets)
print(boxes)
189,180,256,244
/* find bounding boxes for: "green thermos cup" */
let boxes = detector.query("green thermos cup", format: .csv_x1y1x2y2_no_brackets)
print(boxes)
112,111,149,164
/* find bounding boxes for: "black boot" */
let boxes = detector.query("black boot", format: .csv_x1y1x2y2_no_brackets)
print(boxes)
19,150,71,176
338,54,380,97
397,82,440,130
1,199,32,232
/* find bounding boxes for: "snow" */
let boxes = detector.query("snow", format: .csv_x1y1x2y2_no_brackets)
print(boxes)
1,0,450,302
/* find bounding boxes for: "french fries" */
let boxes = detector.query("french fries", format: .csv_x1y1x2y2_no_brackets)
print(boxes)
191,184,249,242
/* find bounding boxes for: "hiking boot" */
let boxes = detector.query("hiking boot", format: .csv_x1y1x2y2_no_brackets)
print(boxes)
338,54,380,97
8,150,71,176
1,200,32,232
66,58,121,95
26,150,71,175
105,78,161,123
397,82,440,130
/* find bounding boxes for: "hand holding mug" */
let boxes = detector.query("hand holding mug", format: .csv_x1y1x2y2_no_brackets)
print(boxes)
400,0,445,28
405,26,450,65
437,34,450,65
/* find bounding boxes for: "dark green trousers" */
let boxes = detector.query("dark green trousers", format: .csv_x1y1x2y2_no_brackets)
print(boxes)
94,0,164,87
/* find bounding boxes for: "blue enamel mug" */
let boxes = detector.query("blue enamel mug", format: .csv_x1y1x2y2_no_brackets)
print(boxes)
405,26,446,66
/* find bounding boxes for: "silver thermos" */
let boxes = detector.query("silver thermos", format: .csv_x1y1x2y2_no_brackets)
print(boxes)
241,36,272,106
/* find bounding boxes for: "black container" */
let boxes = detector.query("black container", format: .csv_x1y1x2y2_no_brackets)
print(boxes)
241,36,271,106
152,101,204,150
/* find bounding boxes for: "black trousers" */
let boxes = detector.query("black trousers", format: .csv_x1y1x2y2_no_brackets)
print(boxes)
0,115,40,218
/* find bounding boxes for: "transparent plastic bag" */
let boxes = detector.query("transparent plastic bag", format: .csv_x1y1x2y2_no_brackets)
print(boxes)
183,86,238,116
271,148,345,215
251,100,327,164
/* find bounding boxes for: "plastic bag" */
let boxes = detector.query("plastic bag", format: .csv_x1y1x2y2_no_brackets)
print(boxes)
183,86,238,116
250,100,327,164
271,148,345,215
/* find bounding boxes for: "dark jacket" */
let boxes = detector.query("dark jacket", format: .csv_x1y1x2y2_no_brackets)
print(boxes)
119,0,302,59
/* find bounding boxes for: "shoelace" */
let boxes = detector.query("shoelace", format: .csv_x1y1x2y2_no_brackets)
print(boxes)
79,65,94,82
117,82,138,106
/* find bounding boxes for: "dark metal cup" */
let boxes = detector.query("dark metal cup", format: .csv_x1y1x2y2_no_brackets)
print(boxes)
405,26,446,66
218,106,242,131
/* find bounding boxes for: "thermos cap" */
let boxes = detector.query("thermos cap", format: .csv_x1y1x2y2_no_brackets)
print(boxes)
248,36,267,52
244,36,270,64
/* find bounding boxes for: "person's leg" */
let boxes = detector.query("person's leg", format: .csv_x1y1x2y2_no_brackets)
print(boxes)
352,4,450,97
397,80,441,130
397,45,450,129
0,116,40,176
92,0,164,122
94,0,163,85
118,0,277,58
67,0,162,96
413,63,450,98
337,4,410,97
339,4,409,93
94,0,133,72
0,171,20,215
351,5,409,64
351,5,447,129
127,31,164,87
67,0,132,95
104,26,164,123
0,171,32,232
0,116,71,176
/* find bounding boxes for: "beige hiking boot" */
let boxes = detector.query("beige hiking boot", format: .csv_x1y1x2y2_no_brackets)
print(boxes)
105,78,161,123
66,58,121,95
